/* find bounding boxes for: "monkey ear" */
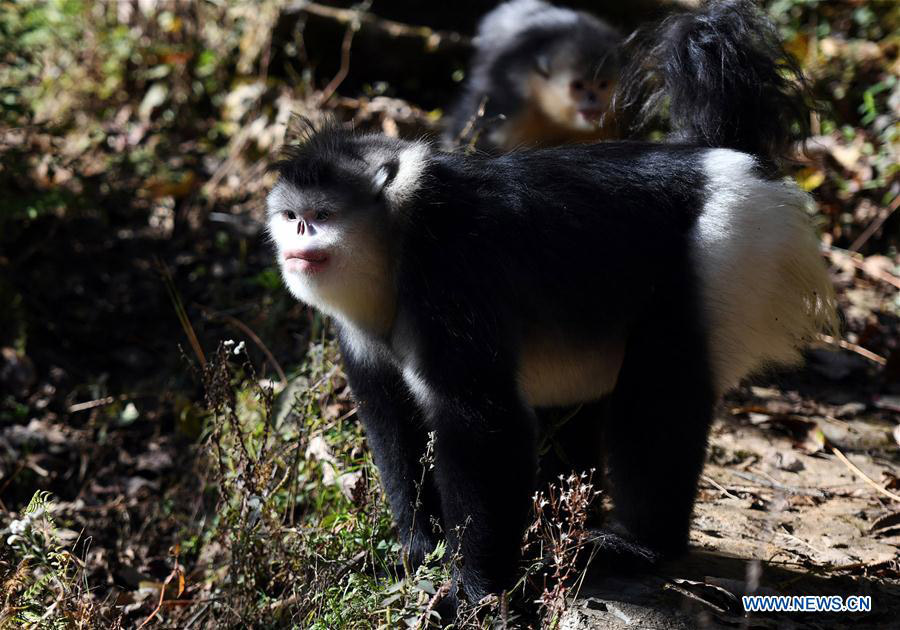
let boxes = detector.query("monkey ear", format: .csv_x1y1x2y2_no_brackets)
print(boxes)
535,54,551,77
372,160,399,197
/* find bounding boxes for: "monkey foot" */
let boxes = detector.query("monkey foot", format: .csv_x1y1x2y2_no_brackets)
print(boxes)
585,528,662,573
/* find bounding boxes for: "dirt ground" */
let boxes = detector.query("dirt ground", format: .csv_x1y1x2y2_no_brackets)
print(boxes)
564,359,900,629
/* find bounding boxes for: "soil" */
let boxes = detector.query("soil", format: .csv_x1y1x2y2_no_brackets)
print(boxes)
566,375,900,629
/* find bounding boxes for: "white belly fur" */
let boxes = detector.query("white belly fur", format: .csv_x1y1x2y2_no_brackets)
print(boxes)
518,336,624,407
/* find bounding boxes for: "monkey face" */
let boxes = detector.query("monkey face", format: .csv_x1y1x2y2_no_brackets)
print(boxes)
267,181,395,332
529,70,614,132
531,44,617,132
567,75,615,125
267,131,428,332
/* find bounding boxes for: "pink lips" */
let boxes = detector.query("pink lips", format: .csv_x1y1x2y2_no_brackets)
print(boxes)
284,249,330,273
579,108,604,122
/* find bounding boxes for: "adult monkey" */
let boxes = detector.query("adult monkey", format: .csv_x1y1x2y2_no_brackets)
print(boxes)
267,0,835,614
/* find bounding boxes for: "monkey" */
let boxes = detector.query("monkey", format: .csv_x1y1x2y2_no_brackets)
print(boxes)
443,0,622,153
267,0,835,614
614,0,814,176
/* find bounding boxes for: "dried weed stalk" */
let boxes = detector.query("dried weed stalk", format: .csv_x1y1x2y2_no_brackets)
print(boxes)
524,471,600,627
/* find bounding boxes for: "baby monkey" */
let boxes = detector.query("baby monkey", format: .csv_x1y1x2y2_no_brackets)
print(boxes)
444,0,622,152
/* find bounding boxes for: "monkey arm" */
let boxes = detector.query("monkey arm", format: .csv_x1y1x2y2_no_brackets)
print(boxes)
338,333,442,568
401,295,538,602
427,385,538,603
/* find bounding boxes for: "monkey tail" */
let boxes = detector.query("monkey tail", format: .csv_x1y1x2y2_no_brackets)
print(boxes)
615,0,813,174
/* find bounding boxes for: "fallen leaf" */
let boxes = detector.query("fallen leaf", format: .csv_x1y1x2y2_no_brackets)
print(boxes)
870,511,900,534
796,166,826,191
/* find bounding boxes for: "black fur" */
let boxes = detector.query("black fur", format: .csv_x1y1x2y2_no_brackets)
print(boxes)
615,0,812,173
339,343,442,568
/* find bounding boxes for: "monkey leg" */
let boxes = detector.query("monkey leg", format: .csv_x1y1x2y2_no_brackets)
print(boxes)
603,298,715,557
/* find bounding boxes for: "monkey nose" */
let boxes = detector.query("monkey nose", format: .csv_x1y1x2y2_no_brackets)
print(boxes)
297,219,307,235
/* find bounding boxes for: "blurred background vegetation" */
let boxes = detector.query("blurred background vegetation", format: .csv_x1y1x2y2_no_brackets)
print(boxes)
0,1,897,628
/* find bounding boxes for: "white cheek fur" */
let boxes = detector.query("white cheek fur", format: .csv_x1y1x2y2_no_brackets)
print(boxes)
266,192,396,335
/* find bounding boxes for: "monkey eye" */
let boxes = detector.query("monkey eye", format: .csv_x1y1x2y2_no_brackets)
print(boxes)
283,210,298,221
571,79,585,91
598,80,610,89
314,210,331,222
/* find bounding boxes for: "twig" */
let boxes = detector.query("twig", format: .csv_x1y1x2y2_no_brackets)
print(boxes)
702,475,741,500
818,333,887,366
456,95,488,151
416,581,451,630
318,20,357,106
732,470,825,498
183,602,212,629
0,461,26,501
779,526,827,557
138,546,184,629
307,364,340,393
68,392,153,413
663,581,728,614
267,551,366,613
200,306,288,387
68,396,116,413
830,446,900,504
157,258,206,367
202,123,253,198
335,549,369,580
849,194,900,253
824,244,900,290
292,1,470,51
335,407,358,423
286,447,304,527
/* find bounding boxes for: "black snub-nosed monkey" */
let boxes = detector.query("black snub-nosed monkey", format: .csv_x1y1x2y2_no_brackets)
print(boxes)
267,0,836,613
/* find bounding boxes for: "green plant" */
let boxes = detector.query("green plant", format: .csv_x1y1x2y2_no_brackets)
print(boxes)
1,490,104,629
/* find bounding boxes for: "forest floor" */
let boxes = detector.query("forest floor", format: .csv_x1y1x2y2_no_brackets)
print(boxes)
1,1,898,628
565,378,900,629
